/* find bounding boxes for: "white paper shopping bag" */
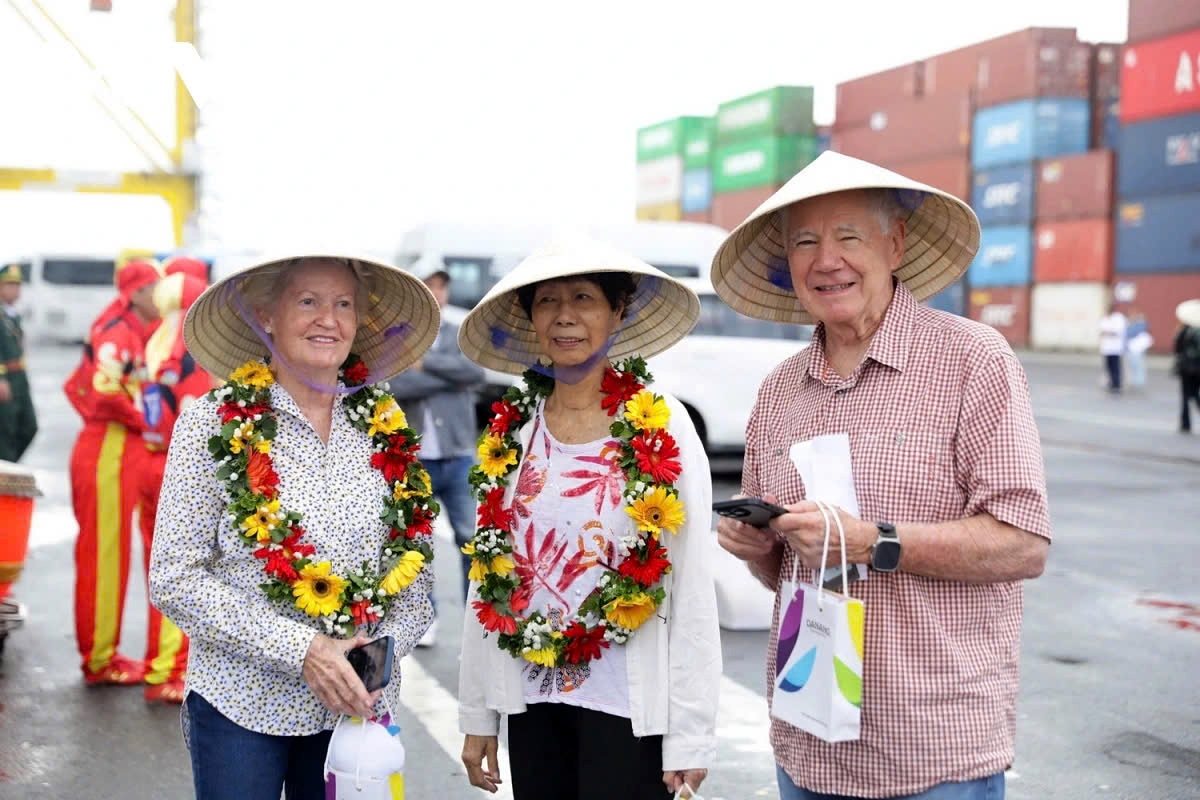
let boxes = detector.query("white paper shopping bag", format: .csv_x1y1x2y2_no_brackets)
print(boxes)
788,434,868,587
770,501,865,743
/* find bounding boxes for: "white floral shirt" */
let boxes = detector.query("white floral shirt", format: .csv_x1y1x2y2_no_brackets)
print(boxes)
149,383,433,737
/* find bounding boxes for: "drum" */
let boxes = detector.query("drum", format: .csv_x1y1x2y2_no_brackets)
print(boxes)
0,459,40,603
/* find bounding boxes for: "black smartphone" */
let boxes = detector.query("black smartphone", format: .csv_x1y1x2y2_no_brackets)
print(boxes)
346,635,394,693
713,498,787,528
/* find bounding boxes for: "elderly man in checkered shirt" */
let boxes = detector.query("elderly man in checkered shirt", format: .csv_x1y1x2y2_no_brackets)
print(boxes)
712,152,1051,800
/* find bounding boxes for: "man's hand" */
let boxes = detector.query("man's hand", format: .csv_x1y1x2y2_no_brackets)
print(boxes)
717,493,781,561
0,378,11,403
772,500,875,569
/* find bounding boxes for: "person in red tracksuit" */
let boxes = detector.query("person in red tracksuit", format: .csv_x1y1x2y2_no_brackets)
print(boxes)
64,260,161,685
137,271,212,703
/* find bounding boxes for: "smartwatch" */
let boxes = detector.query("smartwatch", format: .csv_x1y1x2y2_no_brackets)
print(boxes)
870,522,901,572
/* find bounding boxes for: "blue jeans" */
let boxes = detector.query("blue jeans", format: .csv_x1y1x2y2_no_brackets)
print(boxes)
423,455,476,610
776,765,1004,800
1127,349,1146,387
187,691,332,800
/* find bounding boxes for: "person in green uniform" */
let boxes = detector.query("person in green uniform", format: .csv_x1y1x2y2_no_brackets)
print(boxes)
0,263,37,462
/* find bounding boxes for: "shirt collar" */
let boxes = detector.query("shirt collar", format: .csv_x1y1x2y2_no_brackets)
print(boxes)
805,280,916,382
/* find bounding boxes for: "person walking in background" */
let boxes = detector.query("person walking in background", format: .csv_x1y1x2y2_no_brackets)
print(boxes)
1098,301,1127,394
1125,309,1152,390
0,264,37,463
386,267,484,648
1174,300,1200,434
64,259,161,685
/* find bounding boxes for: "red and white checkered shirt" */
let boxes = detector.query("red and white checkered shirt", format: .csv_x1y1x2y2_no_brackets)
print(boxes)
743,284,1051,798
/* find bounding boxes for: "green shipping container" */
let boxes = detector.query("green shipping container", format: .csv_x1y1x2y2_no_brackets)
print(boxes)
715,86,814,143
682,118,715,170
636,116,711,163
712,135,818,193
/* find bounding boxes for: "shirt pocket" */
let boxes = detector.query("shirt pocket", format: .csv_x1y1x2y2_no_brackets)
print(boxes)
851,428,960,521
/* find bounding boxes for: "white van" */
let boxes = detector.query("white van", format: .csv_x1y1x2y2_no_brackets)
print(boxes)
19,253,119,343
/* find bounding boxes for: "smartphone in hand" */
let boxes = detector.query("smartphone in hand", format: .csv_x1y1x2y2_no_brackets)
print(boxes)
346,635,394,693
712,498,787,528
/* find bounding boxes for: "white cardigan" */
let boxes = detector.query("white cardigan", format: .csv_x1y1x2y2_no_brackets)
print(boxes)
457,392,721,771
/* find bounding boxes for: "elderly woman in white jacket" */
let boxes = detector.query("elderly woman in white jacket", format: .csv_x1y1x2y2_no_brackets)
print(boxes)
454,236,721,799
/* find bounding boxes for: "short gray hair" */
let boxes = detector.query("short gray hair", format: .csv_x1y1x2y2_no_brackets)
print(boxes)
240,257,373,316
776,188,907,239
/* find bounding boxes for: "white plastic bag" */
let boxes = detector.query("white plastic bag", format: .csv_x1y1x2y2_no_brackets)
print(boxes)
323,696,406,799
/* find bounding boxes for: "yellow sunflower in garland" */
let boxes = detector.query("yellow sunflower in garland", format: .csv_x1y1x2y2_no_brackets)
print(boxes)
230,361,274,389
477,433,518,478
293,562,347,616
626,486,686,536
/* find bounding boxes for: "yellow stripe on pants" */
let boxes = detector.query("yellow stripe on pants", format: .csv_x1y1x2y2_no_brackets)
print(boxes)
145,617,185,684
87,422,126,673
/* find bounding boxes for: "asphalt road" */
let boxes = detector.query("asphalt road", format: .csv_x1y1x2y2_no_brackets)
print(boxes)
0,343,1197,799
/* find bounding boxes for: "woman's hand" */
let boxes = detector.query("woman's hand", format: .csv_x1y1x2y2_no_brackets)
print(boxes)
462,734,503,793
302,633,379,717
663,768,707,797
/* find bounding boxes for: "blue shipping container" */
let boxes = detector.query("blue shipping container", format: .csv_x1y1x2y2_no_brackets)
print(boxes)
971,98,1090,169
967,226,1033,287
681,169,712,213
1114,192,1200,273
924,279,966,316
1117,111,1200,197
1101,102,1120,151
971,163,1036,226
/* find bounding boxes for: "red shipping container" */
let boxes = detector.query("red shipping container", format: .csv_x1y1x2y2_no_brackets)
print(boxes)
711,185,780,232
968,285,1031,348
1128,0,1200,45
924,27,1079,103
1035,150,1114,221
830,94,971,166
835,62,924,130
1119,28,1200,123
1033,219,1113,282
1091,42,1123,102
894,156,971,202
682,210,712,225
1110,271,1200,354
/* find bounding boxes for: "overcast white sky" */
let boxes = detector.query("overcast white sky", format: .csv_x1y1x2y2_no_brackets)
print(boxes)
0,0,1128,257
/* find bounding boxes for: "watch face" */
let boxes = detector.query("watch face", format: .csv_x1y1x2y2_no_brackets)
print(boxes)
873,539,902,572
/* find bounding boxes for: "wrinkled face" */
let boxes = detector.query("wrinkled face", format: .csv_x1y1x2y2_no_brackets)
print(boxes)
529,278,622,368
130,282,160,321
0,282,19,305
264,259,359,376
425,274,449,308
785,190,905,329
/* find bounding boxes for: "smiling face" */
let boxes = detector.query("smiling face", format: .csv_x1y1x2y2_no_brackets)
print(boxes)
784,189,906,333
528,277,624,369
262,259,359,377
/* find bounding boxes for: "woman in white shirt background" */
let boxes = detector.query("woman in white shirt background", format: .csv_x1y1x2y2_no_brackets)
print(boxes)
1098,301,1128,394
455,236,721,800
149,254,441,799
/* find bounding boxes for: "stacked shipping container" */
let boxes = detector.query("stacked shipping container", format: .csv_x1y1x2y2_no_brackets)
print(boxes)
635,116,712,222
709,87,817,232
1114,6,1200,353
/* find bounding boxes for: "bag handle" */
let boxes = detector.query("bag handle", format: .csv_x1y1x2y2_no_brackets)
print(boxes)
674,781,705,800
813,500,849,608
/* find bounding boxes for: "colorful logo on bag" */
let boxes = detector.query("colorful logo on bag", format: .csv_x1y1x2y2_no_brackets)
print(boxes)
775,589,804,674
778,646,816,693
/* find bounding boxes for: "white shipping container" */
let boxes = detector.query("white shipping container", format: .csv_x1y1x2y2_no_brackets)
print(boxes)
635,155,683,207
1031,281,1109,351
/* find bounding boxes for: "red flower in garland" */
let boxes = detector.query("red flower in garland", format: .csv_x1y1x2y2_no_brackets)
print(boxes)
474,600,518,635
618,538,672,586
600,368,644,416
253,528,315,582
562,621,610,664
350,599,380,626
488,400,522,435
246,449,280,498
405,506,435,539
477,487,515,531
218,401,272,424
508,583,532,614
342,360,370,385
629,429,682,484
371,434,417,484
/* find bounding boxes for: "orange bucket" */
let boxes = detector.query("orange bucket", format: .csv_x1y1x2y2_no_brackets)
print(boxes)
0,461,39,602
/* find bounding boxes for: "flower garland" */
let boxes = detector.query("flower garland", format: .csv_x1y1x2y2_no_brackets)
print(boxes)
464,356,685,667
208,354,437,637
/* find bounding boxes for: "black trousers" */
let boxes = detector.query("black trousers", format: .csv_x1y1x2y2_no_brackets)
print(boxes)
1181,374,1200,431
508,703,672,800
1104,354,1122,391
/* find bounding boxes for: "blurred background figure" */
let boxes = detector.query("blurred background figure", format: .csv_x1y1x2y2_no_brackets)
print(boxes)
1098,301,1127,393
385,267,484,648
0,264,37,463
1174,300,1200,434
1124,308,1152,389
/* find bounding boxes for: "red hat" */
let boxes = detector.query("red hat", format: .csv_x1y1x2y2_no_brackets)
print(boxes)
117,260,161,299
163,255,210,283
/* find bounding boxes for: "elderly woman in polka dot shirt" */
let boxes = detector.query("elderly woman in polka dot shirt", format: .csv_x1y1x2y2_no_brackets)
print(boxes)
149,254,441,800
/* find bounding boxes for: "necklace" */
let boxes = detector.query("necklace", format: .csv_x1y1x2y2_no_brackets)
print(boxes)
464,356,685,667
209,355,438,636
